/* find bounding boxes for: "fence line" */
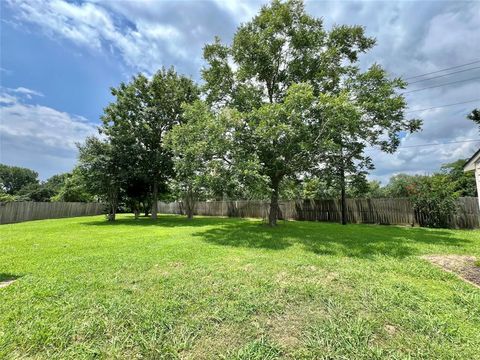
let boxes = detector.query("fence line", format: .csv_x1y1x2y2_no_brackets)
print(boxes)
0,202,104,224
158,197,480,228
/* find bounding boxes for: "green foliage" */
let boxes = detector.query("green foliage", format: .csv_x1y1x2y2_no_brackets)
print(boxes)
467,108,480,126
0,164,38,195
408,175,459,228
43,173,69,194
441,159,476,197
77,137,121,220
0,191,18,202
0,165,96,203
361,180,387,198
165,100,238,217
51,170,94,202
14,183,56,202
100,67,199,218
202,0,420,225
383,174,425,198
381,158,476,201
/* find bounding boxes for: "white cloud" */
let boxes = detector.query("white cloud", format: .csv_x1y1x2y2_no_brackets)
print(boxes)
6,0,202,74
7,0,181,73
212,0,264,23
306,0,480,184
4,0,480,182
11,87,44,98
0,88,97,178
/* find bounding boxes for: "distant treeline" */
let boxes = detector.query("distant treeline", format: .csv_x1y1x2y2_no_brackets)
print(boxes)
0,164,95,203
1,158,475,203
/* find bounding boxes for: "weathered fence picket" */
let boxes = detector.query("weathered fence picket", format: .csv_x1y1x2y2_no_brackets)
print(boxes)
158,197,480,229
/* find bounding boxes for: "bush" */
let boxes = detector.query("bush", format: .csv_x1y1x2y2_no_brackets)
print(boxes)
409,175,458,228
0,192,18,202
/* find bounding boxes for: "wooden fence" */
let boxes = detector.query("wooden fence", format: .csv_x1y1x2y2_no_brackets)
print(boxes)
0,202,104,224
158,197,480,228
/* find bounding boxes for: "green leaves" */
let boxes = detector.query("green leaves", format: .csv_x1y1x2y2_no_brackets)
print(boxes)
0,164,39,195
198,0,423,224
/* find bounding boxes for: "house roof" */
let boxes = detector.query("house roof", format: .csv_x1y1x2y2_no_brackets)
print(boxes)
464,147,480,171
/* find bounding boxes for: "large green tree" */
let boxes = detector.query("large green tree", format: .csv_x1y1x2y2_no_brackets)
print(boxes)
202,0,419,225
101,68,199,219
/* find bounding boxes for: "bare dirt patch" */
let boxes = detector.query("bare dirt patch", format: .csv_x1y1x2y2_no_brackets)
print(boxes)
0,279,17,288
422,255,480,288
384,324,398,336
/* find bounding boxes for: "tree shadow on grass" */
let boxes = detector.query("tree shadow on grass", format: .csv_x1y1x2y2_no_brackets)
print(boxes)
191,220,472,259
80,214,233,228
79,215,472,259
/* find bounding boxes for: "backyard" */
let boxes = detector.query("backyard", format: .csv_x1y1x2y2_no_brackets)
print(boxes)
1,215,480,359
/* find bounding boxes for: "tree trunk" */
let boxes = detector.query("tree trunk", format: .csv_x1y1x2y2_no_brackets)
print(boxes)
109,207,117,221
185,189,194,219
268,177,280,227
107,188,117,221
143,201,150,217
340,164,347,225
107,202,116,221
151,180,158,220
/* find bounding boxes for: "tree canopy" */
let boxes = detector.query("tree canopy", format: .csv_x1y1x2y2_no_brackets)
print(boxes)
52,0,439,225
201,0,420,225
0,164,38,195
100,68,199,219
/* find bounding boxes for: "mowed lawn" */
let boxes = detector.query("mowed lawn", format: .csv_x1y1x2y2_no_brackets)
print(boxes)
1,215,480,359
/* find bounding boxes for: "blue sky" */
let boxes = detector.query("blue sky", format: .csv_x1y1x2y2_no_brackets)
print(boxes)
1,0,479,182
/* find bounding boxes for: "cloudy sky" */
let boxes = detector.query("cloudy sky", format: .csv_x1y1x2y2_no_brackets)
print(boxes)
1,0,479,183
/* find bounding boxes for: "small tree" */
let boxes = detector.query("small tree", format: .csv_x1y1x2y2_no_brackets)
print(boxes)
314,82,420,224
165,101,238,219
77,137,122,221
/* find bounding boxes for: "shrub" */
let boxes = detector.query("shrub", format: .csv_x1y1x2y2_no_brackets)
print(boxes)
0,192,18,202
409,175,458,228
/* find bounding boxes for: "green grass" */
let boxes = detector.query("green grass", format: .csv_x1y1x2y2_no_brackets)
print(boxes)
1,214,480,359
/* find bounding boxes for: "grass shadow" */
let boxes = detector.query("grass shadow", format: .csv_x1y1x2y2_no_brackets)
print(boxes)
192,220,472,258
80,214,472,259
0,273,21,284
80,214,231,228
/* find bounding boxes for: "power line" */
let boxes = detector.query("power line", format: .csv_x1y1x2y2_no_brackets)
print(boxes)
405,98,480,113
404,60,480,80
402,77,480,94
365,139,480,152
398,139,480,149
407,66,480,85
